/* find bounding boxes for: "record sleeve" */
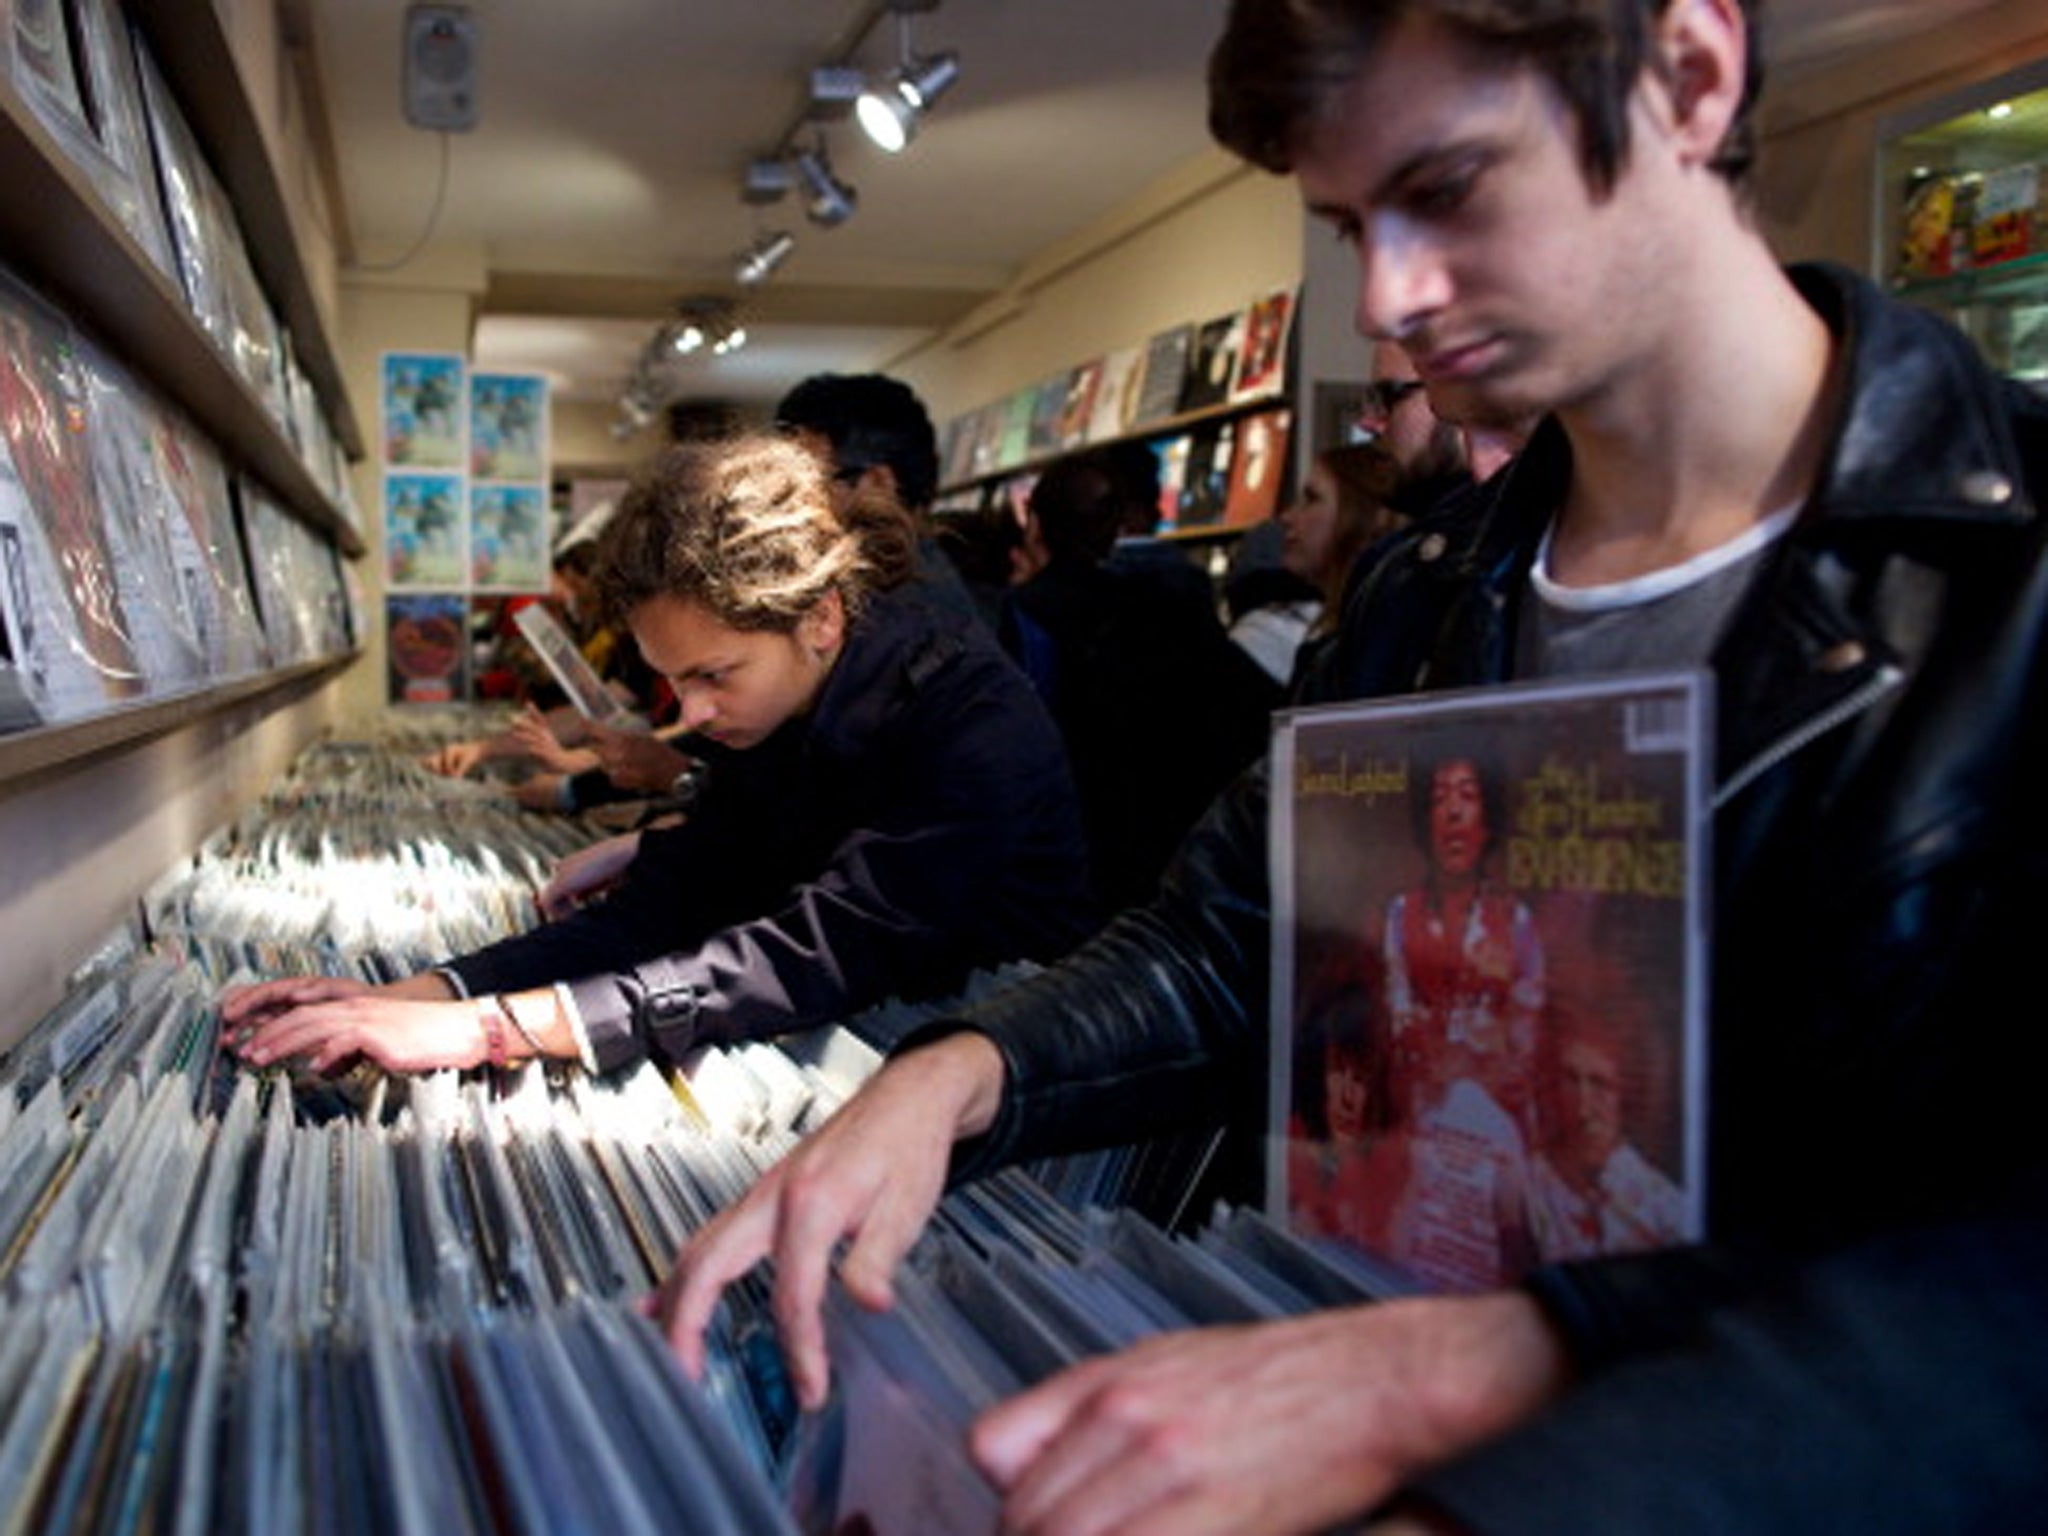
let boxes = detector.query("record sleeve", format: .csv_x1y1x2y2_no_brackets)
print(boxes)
0,270,145,718
1132,324,1193,428
135,47,235,356
1025,370,1071,458
1231,289,1296,403
147,408,270,678
1177,310,1242,414
1222,406,1292,528
385,593,468,705
511,601,627,725
468,373,548,483
384,471,465,589
382,353,465,470
1086,344,1144,443
469,483,549,592
1269,673,1711,1293
9,0,91,139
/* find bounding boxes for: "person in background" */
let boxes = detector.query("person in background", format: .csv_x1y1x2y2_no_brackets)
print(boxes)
656,1,2048,1532
1002,446,1280,911
223,434,1093,1078
774,371,984,627
1231,439,1409,685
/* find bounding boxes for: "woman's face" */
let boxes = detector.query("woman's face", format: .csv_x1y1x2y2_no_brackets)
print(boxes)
1278,460,1341,586
629,592,844,749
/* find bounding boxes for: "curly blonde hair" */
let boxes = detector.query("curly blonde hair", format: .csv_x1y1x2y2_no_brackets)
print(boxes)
594,434,919,632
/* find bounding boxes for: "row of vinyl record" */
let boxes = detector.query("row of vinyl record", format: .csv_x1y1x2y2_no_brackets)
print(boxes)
936,288,1296,491
0,727,1403,1532
7,0,355,510
0,262,357,733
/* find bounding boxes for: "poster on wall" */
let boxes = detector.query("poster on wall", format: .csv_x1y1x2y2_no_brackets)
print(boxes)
381,352,465,468
469,372,548,483
470,482,549,592
385,592,468,704
384,471,465,589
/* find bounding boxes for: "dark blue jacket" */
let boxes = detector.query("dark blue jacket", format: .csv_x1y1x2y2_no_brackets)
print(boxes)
448,584,1094,1069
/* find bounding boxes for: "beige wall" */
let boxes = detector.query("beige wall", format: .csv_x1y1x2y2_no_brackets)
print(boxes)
888,147,1304,424
0,681,347,1050
1754,0,2048,268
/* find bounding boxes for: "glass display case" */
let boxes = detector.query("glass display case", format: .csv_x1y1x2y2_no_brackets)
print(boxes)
1876,56,2048,382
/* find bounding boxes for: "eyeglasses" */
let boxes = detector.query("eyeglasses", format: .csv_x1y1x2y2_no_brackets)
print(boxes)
1358,378,1426,419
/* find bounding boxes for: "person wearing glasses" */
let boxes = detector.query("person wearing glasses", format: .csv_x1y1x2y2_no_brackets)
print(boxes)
659,1,2048,1532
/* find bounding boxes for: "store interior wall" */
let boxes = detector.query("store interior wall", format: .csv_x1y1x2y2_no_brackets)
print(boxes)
0,684,347,1047
889,149,1303,433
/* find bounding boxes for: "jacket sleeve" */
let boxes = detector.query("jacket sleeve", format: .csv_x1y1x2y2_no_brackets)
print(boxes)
1413,1198,2048,1535
910,755,1275,1185
461,682,1086,1072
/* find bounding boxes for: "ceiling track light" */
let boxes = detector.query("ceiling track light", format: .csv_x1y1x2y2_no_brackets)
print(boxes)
857,49,958,153
794,138,857,227
735,229,797,286
742,156,793,204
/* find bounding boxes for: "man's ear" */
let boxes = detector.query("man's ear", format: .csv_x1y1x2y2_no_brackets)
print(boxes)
1657,0,1747,168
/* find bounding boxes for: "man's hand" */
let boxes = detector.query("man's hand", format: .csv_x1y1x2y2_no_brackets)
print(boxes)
507,705,601,774
651,1032,1008,1409
422,738,488,778
970,1291,1567,1536
221,972,483,1075
589,725,697,795
539,831,643,919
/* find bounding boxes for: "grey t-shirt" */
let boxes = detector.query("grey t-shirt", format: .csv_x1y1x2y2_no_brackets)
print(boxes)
1515,507,1798,679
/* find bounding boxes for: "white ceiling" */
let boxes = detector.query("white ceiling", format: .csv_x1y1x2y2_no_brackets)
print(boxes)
302,0,2011,429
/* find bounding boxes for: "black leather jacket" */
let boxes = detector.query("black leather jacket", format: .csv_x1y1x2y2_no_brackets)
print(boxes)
933,265,2048,1531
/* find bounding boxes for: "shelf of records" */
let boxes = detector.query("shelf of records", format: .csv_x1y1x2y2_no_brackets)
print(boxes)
0,0,361,541
934,287,1297,533
0,726,1414,1534
0,296,361,758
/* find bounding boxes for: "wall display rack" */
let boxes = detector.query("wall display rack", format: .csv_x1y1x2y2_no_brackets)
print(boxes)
1877,53,2048,382
0,0,362,792
934,288,1297,541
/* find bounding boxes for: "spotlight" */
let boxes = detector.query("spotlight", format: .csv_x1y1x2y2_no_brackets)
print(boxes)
735,229,796,286
857,51,958,153
794,140,857,227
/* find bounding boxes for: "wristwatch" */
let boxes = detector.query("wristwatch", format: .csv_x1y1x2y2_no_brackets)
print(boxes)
670,760,706,806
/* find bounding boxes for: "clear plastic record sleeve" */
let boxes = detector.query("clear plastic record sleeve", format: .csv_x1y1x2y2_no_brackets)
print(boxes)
514,599,629,723
1269,671,1712,1295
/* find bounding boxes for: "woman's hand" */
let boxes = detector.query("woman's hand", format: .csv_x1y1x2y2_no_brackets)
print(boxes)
221,972,484,1075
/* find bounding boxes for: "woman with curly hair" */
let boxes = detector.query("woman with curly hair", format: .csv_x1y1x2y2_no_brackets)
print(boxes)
225,434,1094,1075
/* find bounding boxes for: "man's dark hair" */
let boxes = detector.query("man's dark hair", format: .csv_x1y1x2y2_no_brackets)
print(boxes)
1406,748,1511,871
1029,450,1128,567
775,373,940,513
1208,0,1763,195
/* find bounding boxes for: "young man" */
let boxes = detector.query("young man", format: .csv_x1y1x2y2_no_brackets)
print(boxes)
663,2,2048,1531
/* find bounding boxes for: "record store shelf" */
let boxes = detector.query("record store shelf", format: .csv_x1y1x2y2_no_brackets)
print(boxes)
0,655,354,789
0,74,361,558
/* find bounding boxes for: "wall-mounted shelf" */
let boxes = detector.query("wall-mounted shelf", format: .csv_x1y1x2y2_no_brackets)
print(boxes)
937,391,1289,499
126,0,363,462
0,654,356,791
0,84,364,557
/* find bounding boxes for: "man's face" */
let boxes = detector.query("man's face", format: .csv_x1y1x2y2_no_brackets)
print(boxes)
1428,758,1487,877
630,592,842,750
1296,11,1681,432
1556,1037,1624,1173
1358,339,1465,483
